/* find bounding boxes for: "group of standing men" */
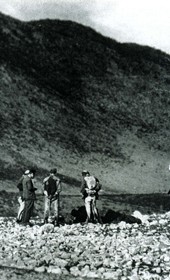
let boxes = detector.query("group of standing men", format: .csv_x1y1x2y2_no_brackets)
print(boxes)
16,168,101,226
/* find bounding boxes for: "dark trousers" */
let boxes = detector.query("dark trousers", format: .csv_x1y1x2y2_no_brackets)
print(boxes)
21,200,34,224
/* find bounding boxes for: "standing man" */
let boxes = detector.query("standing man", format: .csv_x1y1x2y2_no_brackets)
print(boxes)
16,169,29,223
80,170,102,223
43,168,61,226
20,169,37,226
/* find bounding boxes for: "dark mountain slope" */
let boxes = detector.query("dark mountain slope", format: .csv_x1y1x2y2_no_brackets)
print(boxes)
0,12,170,193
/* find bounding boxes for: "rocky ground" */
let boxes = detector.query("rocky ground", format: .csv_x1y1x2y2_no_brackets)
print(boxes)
1,211,170,280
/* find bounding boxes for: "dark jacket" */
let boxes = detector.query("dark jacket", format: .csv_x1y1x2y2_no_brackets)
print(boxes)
17,175,26,198
43,175,61,197
22,176,36,200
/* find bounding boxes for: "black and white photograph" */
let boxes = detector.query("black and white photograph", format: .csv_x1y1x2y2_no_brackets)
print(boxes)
0,0,170,279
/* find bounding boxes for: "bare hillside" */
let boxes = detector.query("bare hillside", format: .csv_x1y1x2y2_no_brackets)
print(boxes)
0,12,170,193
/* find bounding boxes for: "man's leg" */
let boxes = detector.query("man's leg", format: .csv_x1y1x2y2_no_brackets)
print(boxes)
91,197,99,222
92,197,102,224
44,196,50,223
84,197,92,223
17,197,25,222
53,198,59,226
21,200,34,225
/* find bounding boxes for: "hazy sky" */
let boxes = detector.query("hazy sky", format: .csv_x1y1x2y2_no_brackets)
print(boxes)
0,0,170,54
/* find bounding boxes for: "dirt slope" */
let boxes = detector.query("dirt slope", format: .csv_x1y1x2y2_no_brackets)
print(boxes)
0,12,170,193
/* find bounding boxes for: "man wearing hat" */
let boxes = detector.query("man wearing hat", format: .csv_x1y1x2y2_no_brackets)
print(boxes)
80,170,102,223
43,168,61,226
16,169,30,223
20,169,37,226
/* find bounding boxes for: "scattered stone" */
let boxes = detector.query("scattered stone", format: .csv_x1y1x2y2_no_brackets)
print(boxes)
0,212,170,279
34,266,46,273
47,266,62,274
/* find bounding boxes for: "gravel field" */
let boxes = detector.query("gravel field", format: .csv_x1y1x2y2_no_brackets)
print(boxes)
1,211,170,280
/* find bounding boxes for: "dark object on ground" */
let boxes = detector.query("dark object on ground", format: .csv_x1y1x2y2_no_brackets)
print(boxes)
71,207,142,224
71,206,87,223
102,209,142,224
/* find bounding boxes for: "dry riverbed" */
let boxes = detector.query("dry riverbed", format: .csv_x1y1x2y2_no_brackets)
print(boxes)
0,211,170,279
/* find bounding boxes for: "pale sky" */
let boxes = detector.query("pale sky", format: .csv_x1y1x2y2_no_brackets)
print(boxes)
0,0,170,55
